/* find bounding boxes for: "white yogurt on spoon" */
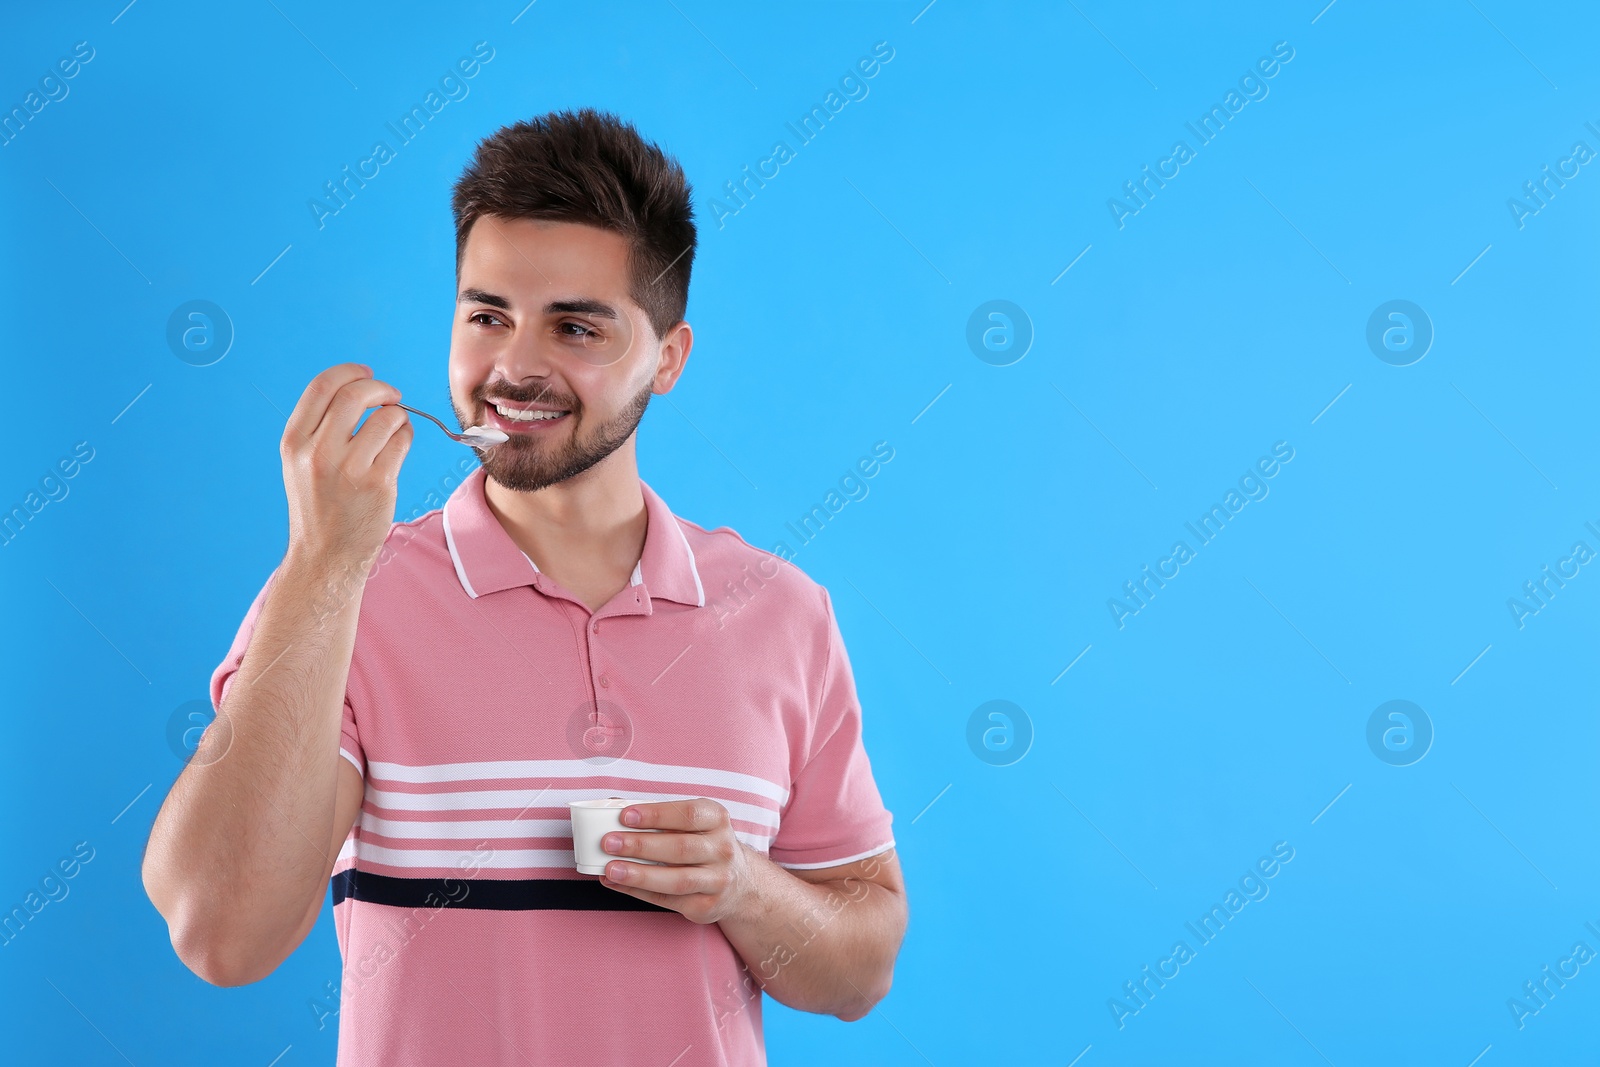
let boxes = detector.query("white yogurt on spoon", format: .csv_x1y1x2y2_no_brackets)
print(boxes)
458,425,510,447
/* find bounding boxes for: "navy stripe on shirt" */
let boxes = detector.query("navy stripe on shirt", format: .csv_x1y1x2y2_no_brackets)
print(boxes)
332,869,676,913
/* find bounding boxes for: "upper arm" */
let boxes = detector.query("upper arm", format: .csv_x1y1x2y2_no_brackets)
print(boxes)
285,758,364,949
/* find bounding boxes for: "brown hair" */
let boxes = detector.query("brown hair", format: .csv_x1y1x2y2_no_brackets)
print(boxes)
451,107,696,341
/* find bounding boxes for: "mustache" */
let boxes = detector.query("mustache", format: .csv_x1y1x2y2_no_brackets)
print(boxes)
478,385,576,408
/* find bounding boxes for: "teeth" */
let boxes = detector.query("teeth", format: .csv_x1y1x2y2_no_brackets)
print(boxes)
494,403,568,423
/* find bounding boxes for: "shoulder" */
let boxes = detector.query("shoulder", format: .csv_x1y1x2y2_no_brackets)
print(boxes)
672,514,832,619
380,506,447,561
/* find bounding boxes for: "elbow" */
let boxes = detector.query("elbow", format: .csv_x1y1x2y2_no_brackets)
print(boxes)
833,971,893,1023
157,895,282,988
172,921,279,987
143,858,283,987
175,936,243,987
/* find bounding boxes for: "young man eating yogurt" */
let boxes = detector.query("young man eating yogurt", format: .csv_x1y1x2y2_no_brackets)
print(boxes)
142,107,906,1067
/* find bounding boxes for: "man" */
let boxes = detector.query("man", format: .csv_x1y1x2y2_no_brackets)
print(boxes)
140,108,907,1066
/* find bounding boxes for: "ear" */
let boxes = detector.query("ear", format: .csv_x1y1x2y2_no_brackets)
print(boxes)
651,320,693,393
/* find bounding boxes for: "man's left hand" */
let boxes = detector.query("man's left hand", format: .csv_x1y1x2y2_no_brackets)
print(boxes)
598,798,757,925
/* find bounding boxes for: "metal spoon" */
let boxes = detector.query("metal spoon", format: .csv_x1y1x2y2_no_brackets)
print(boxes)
392,403,509,448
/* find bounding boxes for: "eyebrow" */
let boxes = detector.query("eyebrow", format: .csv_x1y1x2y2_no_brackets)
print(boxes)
458,287,620,319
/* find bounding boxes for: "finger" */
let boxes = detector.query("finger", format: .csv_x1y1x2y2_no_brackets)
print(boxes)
370,410,414,483
598,874,655,903
624,798,720,832
604,829,706,867
346,404,410,471
599,874,658,902
316,377,403,445
285,363,371,444
603,858,709,897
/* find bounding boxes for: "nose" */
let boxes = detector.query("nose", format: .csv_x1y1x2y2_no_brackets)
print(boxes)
497,329,559,383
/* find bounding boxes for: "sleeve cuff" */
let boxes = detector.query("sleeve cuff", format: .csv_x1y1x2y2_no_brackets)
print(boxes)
773,839,896,870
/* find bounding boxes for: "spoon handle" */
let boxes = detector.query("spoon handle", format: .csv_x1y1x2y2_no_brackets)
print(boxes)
394,402,465,441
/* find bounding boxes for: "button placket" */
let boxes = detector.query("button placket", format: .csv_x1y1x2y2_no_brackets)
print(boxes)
590,614,608,694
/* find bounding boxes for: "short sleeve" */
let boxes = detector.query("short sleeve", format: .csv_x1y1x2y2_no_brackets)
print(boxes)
338,696,364,779
208,566,281,715
768,587,896,870
207,564,365,780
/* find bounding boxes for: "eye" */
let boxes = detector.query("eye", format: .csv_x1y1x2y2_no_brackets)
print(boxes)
559,321,598,339
469,311,505,328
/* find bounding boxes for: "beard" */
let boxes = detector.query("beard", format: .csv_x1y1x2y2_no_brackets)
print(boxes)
454,375,655,494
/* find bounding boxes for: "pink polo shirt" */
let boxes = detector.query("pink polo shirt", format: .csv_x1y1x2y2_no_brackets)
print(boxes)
209,466,896,1066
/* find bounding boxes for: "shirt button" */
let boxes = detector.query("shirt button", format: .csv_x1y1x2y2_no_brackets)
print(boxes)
599,674,610,688
592,620,601,634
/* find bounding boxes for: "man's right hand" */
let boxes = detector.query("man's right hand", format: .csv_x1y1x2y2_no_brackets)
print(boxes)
280,362,413,568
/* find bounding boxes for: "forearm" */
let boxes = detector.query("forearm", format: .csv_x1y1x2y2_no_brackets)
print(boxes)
717,846,905,1020
143,550,363,969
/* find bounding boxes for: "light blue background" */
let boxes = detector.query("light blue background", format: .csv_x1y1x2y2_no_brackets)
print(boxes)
3,1,1597,1063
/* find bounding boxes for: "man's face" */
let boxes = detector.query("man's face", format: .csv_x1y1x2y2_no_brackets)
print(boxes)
449,216,664,493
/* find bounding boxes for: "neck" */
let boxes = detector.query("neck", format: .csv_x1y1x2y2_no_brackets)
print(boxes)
481,442,647,574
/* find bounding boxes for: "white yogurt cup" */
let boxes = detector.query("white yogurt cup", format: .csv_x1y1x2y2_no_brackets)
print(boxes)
568,797,665,876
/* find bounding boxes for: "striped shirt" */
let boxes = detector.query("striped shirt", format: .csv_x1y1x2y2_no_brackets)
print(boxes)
209,466,896,1066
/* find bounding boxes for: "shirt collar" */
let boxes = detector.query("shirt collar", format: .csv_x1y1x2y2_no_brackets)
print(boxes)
440,466,705,609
